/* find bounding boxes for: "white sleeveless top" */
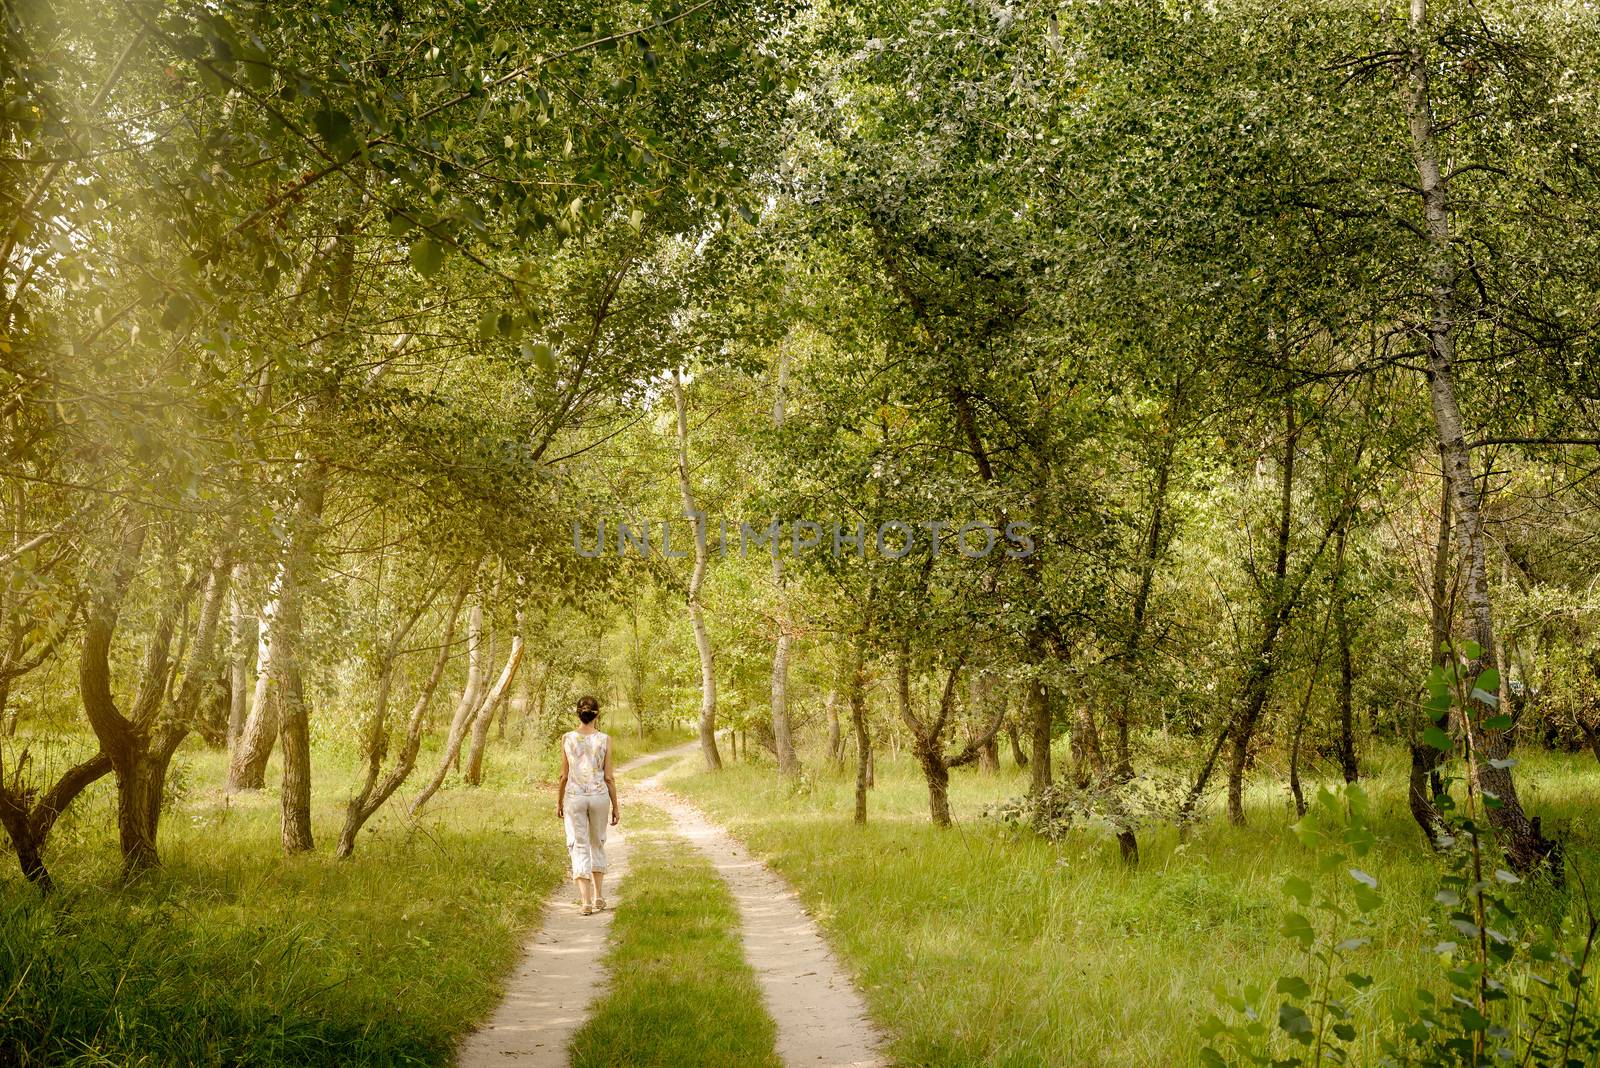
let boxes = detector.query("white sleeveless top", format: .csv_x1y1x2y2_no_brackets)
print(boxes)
563,730,609,795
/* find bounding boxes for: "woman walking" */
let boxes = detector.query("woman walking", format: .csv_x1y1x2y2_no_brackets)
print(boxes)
557,695,620,915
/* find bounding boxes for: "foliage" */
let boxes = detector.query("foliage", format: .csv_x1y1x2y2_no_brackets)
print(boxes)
1203,658,1600,1067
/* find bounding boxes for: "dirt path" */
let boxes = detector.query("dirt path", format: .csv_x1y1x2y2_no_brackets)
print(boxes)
635,774,888,1068
453,743,693,1068
456,741,888,1068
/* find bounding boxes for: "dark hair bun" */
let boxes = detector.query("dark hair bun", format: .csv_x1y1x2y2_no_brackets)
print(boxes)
576,694,600,723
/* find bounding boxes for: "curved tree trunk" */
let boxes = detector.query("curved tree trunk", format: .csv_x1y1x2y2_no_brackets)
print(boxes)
81,525,229,877
0,752,113,891
410,600,486,816
338,584,467,857
1225,390,1296,826
227,600,279,791
673,370,722,771
465,632,525,785
1116,421,1176,782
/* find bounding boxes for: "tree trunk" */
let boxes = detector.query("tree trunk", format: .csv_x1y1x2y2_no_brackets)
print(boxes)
920,746,951,826
1028,677,1052,796
673,370,722,771
274,468,327,855
1117,424,1176,781
338,584,466,858
1068,699,1104,789
1410,460,1454,846
1333,525,1358,784
0,752,113,891
825,687,842,766
1399,1,1552,873
410,600,487,816
79,523,205,877
771,624,799,776
1288,587,1338,819
768,353,801,778
1581,721,1600,766
1006,711,1029,768
971,672,999,773
116,753,164,874
977,733,999,773
849,627,871,824
227,601,278,790
455,631,497,771
1224,390,1297,826
897,649,949,826
465,633,525,785
226,569,254,749
510,653,533,741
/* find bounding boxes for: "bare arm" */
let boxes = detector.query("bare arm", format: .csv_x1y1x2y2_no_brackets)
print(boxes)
605,742,619,825
557,740,569,818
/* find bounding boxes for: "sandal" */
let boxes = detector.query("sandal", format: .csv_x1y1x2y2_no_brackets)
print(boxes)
593,898,607,912
581,903,594,916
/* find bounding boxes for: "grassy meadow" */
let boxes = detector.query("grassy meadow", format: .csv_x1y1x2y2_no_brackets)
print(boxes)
0,727,686,1066
668,742,1600,1067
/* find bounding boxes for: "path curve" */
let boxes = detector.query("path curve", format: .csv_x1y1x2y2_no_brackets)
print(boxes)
456,741,888,1068
453,742,696,1068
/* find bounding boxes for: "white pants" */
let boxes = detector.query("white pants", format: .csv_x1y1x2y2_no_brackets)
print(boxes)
563,790,610,879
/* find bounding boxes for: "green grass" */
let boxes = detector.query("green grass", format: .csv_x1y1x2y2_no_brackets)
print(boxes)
0,741,571,1066
570,804,781,1068
665,743,1600,1067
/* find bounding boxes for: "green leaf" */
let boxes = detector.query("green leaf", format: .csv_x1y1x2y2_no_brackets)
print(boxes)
1473,668,1499,693
1283,875,1312,906
1282,912,1315,948
1278,1001,1313,1042
410,237,444,278
161,294,193,330
313,108,354,149
1276,976,1312,998
1484,715,1513,731
523,341,555,372
1423,725,1453,752
1462,640,1483,660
